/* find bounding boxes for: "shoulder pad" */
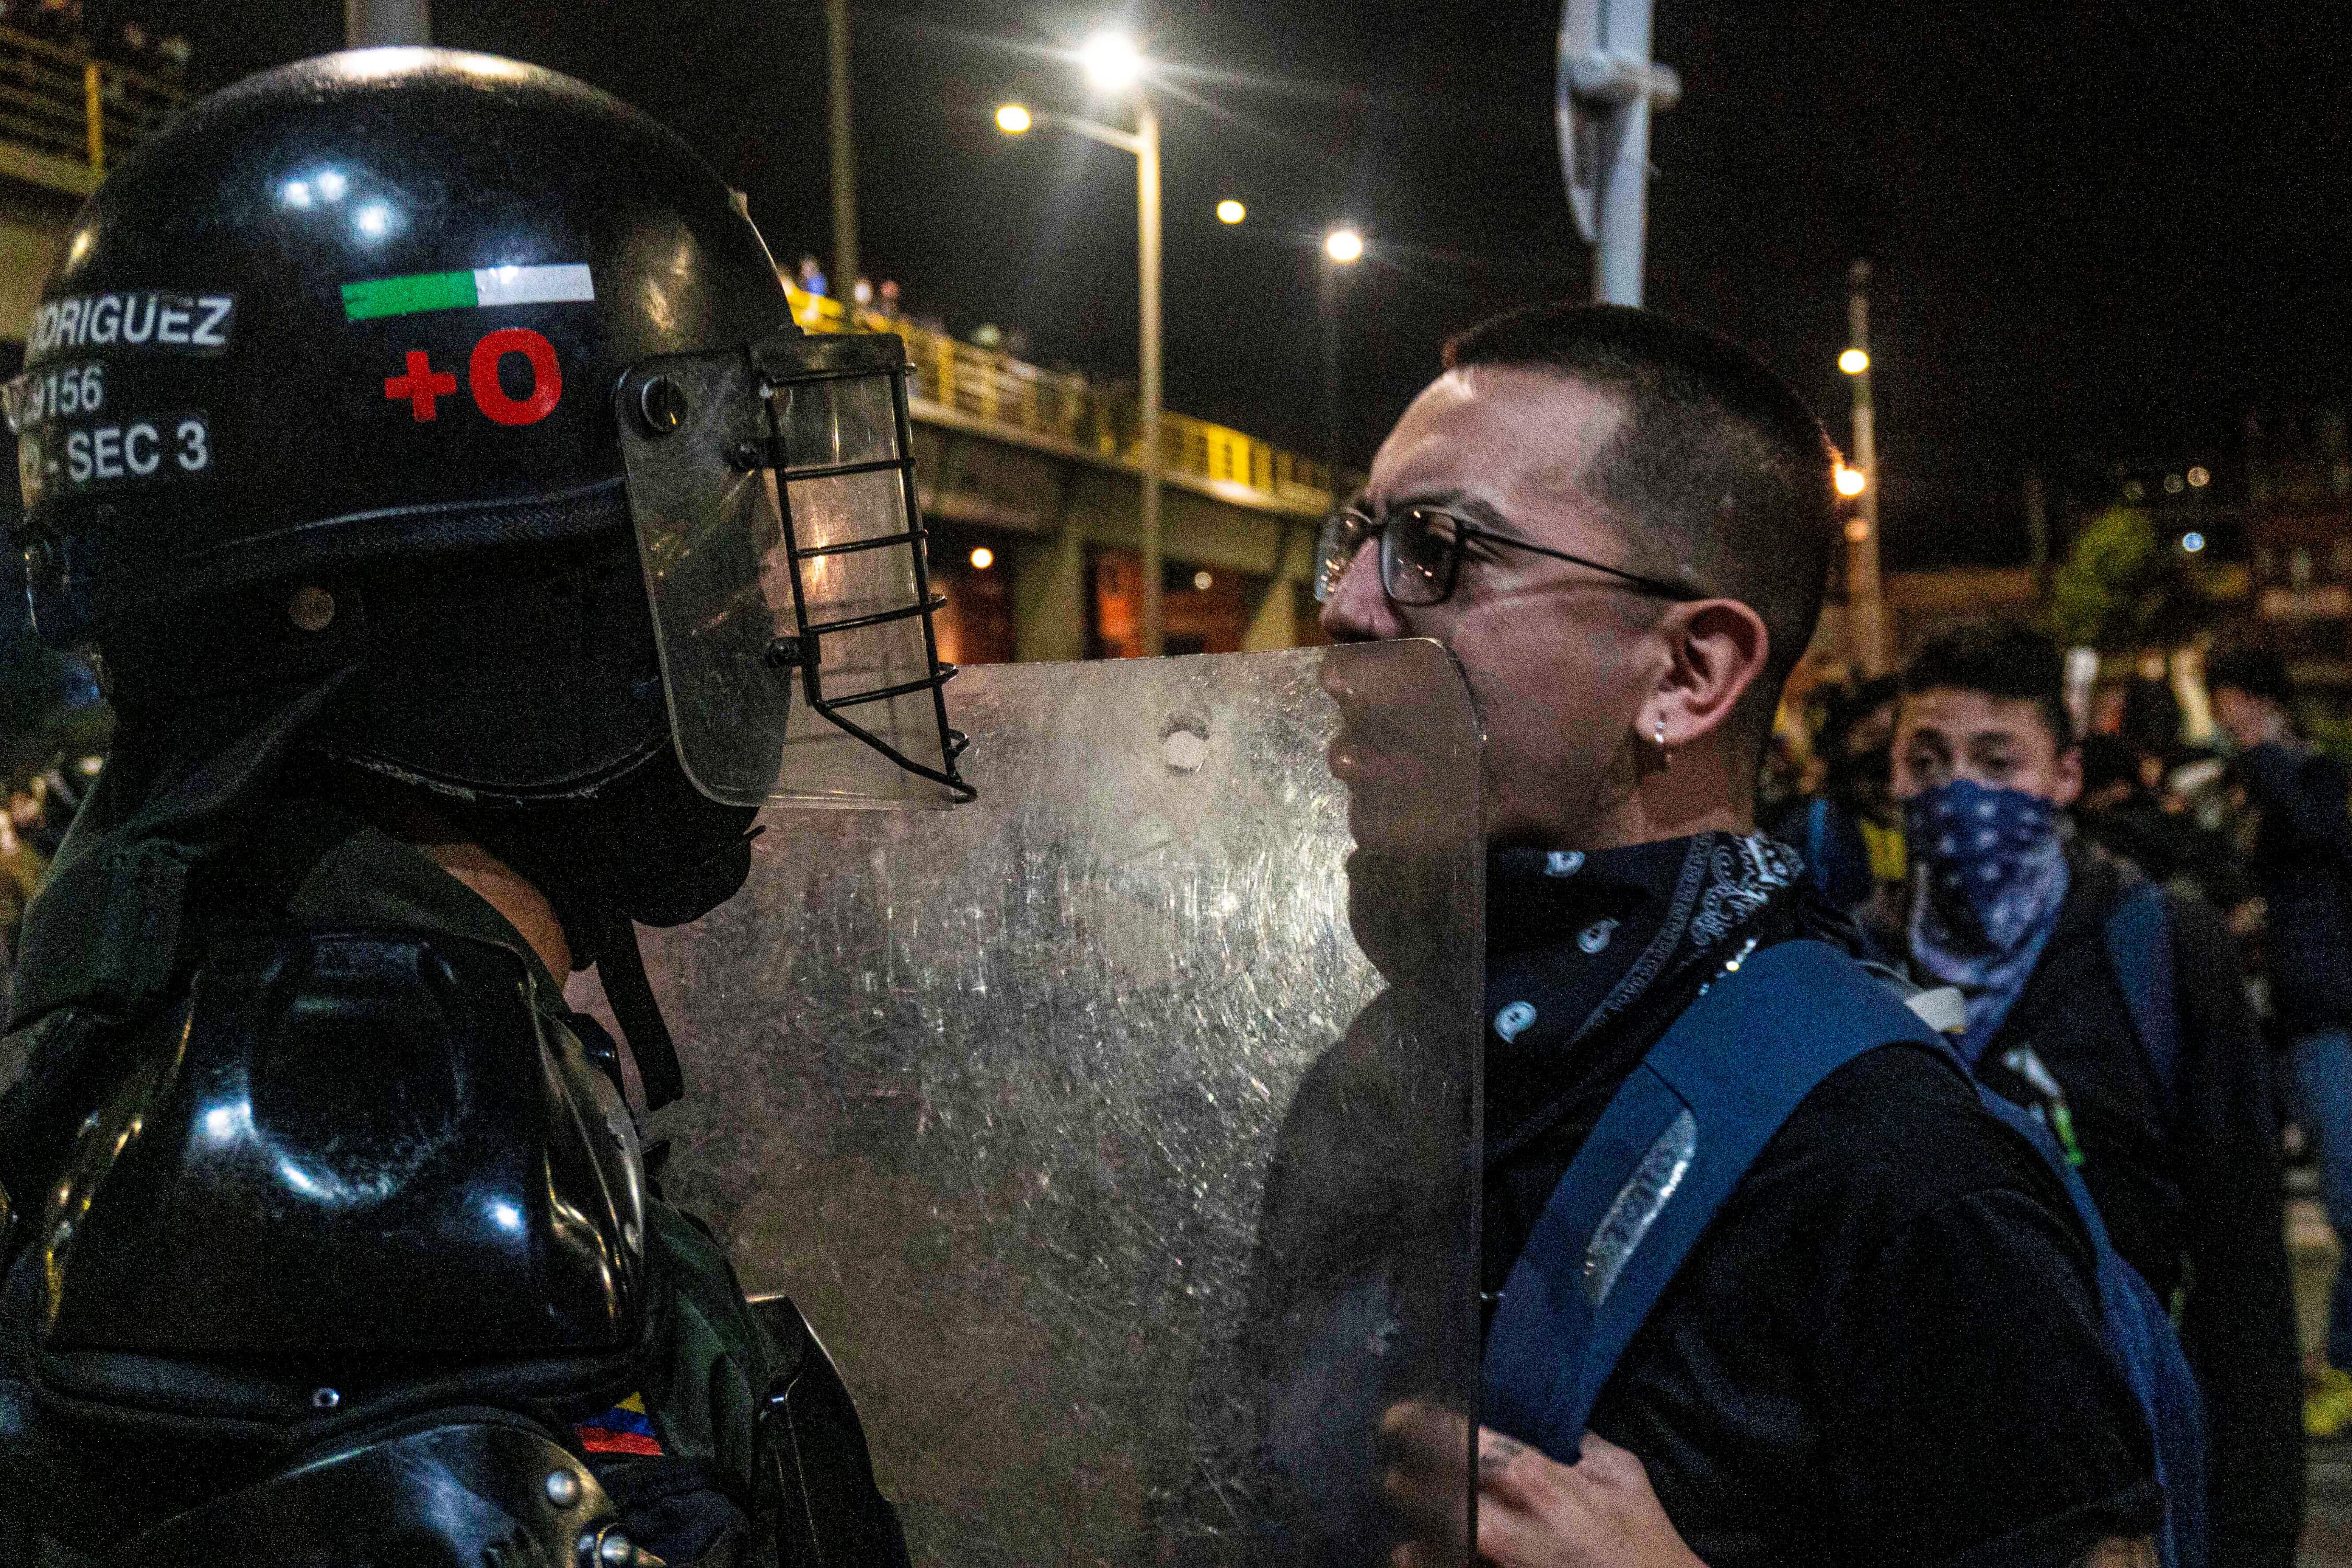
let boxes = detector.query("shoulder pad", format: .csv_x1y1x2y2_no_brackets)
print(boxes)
112,1416,622,1568
33,927,647,1397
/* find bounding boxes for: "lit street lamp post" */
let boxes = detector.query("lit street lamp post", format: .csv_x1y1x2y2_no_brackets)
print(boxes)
1842,259,1885,676
999,33,1168,654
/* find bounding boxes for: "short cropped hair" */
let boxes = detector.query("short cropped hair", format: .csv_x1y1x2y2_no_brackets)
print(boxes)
1443,303,1839,734
1900,621,2074,752
2206,645,2295,710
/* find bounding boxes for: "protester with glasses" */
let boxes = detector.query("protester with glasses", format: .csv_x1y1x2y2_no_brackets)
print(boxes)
1342,304,2161,1568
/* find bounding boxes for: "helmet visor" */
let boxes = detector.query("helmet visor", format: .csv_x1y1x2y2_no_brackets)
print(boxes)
615,331,970,809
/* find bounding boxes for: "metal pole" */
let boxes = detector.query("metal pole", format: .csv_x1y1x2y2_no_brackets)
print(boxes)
2023,469,2050,586
345,0,430,47
1318,259,1341,474
1137,98,1163,657
82,61,101,174
1593,0,1655,305
1846,258,1885,676
826,0,860,295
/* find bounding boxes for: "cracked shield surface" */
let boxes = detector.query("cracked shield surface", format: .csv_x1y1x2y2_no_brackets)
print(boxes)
609,641,1483,1566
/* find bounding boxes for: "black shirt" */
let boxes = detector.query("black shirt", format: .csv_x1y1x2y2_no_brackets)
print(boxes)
1970,843,2302,1568
2236,741,2352,1033
1482,833,2161,1568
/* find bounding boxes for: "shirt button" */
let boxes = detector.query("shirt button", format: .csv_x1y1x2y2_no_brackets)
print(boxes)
1545,850,1585,878
1494,1001,1537,1042
1577,918,1617,955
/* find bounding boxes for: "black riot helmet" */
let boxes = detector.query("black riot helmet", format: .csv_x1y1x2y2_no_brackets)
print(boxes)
6,49,970,961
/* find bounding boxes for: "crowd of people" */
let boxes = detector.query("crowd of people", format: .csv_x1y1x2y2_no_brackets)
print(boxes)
1763,625,2346,1562
1764,614,2352,1531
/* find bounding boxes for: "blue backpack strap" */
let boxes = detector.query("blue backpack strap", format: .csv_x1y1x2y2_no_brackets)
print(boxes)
2104,880,2180,1122
1482,940,1941,1460
1972,1082,2208,1568
1801,798,1834,896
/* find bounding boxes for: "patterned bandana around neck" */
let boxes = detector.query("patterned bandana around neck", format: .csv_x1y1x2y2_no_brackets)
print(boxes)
1904,777,2070,1058
1483,829,1805,1156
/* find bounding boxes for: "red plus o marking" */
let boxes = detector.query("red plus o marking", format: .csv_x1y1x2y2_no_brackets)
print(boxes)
468,327,562,426
384,349,457,421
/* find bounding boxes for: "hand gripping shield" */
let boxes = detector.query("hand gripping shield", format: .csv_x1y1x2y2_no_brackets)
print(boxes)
614,329,971,809
598,641,1484,1566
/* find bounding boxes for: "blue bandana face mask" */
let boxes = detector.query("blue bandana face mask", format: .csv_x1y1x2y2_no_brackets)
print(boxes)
1904,777,2067,952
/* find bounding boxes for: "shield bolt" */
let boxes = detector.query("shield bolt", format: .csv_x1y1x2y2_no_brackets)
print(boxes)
584,1527,663,1567
544,1469,581,1508
638,377,689,435
287,586,335,633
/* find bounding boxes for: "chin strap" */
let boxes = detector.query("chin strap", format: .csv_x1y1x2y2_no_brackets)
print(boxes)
591,908,686,1111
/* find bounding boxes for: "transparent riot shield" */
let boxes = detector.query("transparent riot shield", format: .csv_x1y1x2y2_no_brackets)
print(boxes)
618,640,1482,1566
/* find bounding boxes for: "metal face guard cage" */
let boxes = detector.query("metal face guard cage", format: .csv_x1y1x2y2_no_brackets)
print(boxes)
615,330,973,809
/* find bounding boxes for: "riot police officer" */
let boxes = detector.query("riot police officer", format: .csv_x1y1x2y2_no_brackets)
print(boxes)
0,46,967,1566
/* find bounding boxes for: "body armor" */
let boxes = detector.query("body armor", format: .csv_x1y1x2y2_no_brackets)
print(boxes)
0,43,938,1566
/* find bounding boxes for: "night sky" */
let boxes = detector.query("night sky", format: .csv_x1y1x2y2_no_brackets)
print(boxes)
95,1,2352,568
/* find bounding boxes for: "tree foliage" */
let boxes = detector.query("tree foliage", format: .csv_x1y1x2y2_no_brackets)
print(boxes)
2044,504,2208,651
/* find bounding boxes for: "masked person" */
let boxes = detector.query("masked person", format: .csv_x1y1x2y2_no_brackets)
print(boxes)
1894,622,2302,1568
0,49,970,1565
1329,303,2160,1568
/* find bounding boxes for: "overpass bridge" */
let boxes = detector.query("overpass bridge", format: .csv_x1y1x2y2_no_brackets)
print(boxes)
0,29,1338,666
781,286,1338,665
0,24,179,362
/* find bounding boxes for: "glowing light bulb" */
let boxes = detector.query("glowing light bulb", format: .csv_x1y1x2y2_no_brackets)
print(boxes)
970,547,995,570
1324,226,1364,264
1216,199,1246,225
996,103,1032,135
1835,464,1867,497
1078,31,1146,93
1839,348,1869,375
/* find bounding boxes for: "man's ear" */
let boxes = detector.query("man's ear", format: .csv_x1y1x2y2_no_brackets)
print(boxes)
2051,744,2084,809
1652,598,1770,750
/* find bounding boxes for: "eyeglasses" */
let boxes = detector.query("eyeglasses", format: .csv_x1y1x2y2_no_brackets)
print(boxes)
1312,504,1702,608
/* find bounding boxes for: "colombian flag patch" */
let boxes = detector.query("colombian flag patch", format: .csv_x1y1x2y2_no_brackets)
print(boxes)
577,1392,663,1457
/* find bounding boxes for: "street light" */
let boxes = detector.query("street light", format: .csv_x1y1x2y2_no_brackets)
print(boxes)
1077,30,1145,94
1216,198,1246,225
1842,259,1884,675
1324,225,1365,264
997,33,1168,654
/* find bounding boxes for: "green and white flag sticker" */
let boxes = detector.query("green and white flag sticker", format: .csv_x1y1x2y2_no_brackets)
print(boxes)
342,263,595,322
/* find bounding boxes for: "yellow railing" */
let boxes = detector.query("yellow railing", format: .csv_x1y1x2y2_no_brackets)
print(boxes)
786,283,1338,516
0,24,182,177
